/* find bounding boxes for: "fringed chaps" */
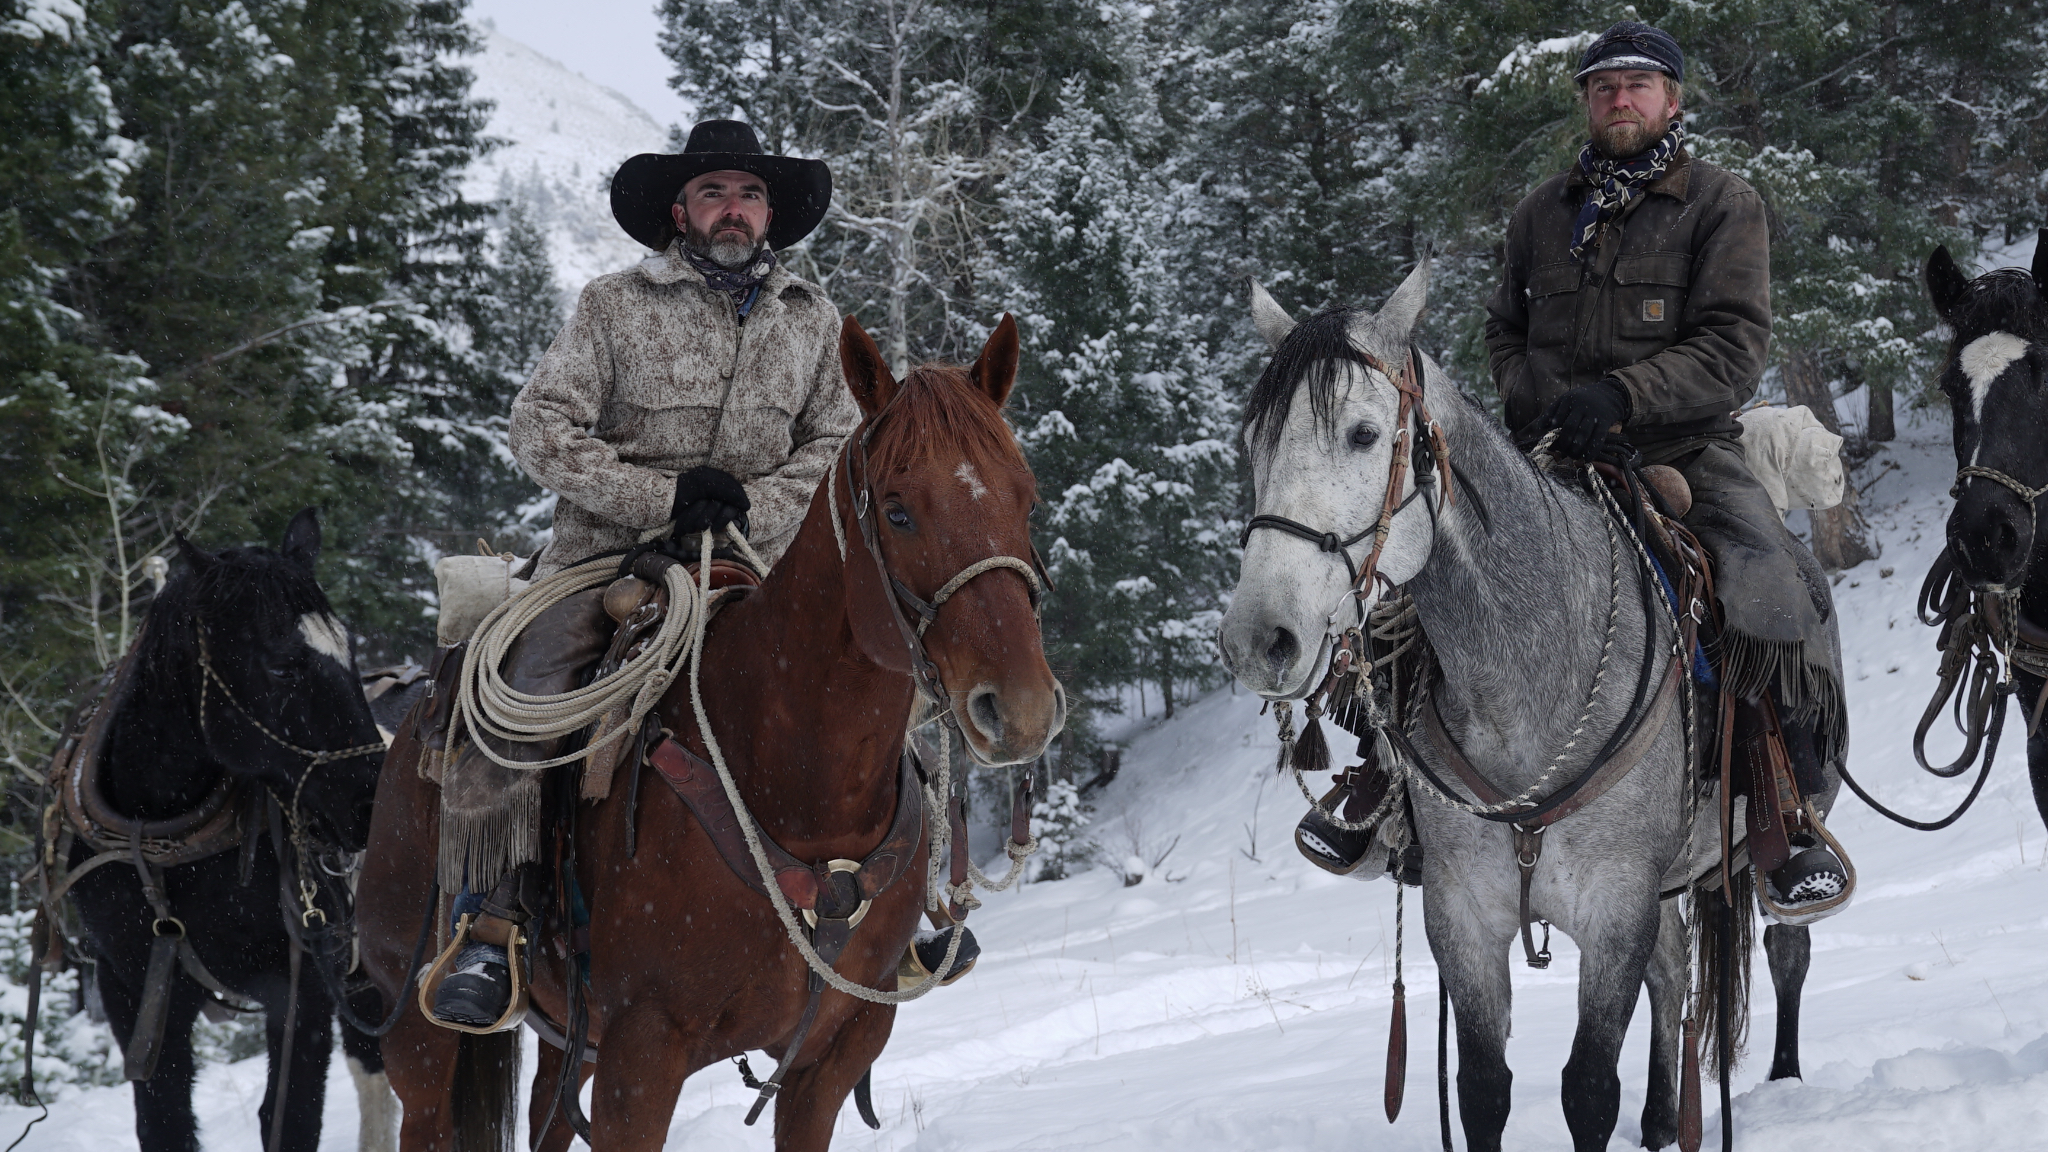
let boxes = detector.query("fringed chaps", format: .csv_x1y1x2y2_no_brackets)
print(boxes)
435,587,611,892
1665,437,1848,763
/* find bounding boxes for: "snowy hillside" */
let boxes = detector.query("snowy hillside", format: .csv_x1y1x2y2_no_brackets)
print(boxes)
16,411,2048,1151
463,23,672,304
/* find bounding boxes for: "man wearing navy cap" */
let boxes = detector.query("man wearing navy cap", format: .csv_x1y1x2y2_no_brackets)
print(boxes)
1486,23,1851,916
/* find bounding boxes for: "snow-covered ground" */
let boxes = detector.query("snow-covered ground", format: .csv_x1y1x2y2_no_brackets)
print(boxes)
14,413,2048,1151
463,24,671,308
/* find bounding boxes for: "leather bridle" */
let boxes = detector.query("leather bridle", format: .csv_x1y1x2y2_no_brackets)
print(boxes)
838,395,1051,710
1240,344,1453,628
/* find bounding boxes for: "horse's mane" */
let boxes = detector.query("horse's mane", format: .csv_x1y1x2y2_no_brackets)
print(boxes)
1949,268,2048,343
868,363,1029,478
136,544,335,684
1242,306,1375,454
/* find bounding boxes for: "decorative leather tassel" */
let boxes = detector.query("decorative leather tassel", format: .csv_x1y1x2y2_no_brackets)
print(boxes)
1386,878,1409,1122
1679,1016,1703,1152
1385,977,1408,1121
1292,715,1330,779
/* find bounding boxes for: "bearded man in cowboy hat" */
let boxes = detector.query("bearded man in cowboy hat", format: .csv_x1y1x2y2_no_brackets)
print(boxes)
1484,22,1851,914
511,118,856,575
424,122,873,1026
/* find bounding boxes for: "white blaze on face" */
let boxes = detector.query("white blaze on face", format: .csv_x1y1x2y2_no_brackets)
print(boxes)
954,461,989,501
298,613,350,666
1962,331,2028,422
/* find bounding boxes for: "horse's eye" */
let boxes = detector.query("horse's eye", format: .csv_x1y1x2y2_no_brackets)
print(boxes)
885,503,914,530
1349,424,1380,450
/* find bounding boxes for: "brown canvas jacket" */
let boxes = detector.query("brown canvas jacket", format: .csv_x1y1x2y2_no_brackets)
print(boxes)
509,242,859,574
1484,151,1771,448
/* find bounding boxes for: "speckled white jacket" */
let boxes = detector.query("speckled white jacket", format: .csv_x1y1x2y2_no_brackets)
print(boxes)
509,243,859,574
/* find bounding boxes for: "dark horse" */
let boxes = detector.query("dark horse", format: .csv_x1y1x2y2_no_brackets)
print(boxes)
62,509,390,1152
1924,233,2048,830
359,316,1064,1151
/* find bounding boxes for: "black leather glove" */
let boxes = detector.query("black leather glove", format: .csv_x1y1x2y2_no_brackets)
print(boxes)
1544,378,1632,458
670,466,751,538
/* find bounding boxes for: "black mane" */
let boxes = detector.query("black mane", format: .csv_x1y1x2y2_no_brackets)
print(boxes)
1948,267,2048,343
1243,306,1373,453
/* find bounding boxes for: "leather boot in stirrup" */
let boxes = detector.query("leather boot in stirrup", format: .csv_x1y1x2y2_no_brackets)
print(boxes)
1766,834,1848,906
432,942,513,1026
1294,762,1394,877
897,924,980,987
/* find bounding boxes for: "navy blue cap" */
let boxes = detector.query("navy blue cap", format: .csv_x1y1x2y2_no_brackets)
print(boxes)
1574,21,1684,83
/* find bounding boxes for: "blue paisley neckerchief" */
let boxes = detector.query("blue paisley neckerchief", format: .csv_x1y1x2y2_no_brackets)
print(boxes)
683,244,778,316
1569,120,1686,263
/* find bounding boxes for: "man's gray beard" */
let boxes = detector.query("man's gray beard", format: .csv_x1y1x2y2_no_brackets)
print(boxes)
1591,114,1667,160
684,228,760,269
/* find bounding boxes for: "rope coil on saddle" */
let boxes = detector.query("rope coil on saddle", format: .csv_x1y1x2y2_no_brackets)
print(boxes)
455,553,716,771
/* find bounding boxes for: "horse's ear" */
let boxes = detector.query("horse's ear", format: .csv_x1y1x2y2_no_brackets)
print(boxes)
280,507,320,572
971,314,1020,408
1377,254,1432,339
175,531,214,572
2034,229,2047,294
1249,281,1296,350
1926,246,1969,320
839,315,897,418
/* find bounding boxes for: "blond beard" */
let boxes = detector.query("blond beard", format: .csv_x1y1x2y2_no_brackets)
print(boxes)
1590,111,1672,160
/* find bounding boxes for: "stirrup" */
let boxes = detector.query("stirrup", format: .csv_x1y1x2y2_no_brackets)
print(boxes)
418,913,529,1034
1294,780,1383,878
1756,801,1856,926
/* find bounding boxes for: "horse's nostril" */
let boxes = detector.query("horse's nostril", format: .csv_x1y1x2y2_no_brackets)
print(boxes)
1266,628,1299,678
1995,521,2019,556
970,689,1003,741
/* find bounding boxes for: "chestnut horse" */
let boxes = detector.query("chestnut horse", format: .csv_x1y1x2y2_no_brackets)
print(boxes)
357,315,1063,1151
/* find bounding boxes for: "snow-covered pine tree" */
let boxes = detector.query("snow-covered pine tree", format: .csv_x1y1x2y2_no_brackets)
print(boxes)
0,0,499,676
990,72,1237,730
661,0,1107,368
0,0,151,771
1028,778,1090,881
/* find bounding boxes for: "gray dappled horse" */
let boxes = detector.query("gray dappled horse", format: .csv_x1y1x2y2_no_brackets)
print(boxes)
1216,261,1835,1151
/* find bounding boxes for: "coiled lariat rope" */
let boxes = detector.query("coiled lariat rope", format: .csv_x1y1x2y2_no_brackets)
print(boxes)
456,554,708,771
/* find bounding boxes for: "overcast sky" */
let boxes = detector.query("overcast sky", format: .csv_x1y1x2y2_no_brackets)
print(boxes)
469,0,693,131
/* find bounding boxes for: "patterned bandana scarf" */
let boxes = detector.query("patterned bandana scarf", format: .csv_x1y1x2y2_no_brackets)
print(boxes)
683,243,777,313
1569,119,1686,262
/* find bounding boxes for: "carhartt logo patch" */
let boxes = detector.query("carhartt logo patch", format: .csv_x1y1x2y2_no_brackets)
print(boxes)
1642,298,1667,322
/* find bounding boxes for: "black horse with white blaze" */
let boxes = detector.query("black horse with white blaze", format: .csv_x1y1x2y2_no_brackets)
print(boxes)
1924,233,2048,829
61,510,392,1152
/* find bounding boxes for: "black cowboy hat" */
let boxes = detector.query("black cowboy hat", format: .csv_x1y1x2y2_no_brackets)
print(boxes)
609,120,832,252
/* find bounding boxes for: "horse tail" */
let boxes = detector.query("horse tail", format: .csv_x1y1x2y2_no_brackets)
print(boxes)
450,1031,521,1152
1690,865,1754,1079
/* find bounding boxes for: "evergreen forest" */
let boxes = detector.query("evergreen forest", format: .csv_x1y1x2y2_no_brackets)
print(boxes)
3,0,2044,793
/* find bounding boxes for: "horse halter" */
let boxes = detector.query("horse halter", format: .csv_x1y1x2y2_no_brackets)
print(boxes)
193,625,382,925
1240,344,1454,622
838,397,1051,710
1952,464,2048,511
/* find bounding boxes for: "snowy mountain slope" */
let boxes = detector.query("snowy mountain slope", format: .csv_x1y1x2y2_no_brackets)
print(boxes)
463,24,672,305
13,413,2048,1151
